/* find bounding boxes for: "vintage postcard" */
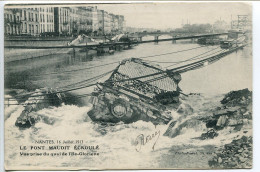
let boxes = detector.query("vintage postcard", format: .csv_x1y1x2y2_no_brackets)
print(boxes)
4,2,252,170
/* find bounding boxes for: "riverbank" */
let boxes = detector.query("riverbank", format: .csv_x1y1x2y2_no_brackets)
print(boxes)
4,37,101,63
4,35,126,63
163,88,252,168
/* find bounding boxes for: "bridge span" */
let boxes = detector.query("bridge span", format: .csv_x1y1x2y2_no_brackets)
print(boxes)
4,31,243,49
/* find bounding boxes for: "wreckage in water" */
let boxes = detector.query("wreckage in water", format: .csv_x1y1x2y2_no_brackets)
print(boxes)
14,88,66,128
88,58,182,125
14,58,182,128
13,38,248,128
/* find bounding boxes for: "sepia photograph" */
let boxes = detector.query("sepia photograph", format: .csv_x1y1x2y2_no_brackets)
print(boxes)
3,2,253,170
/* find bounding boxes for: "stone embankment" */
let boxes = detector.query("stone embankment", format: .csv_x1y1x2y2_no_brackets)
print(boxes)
204,88,252,132
206,88,252,168
4,40,72,63
208,135,252,168
163,88,252,168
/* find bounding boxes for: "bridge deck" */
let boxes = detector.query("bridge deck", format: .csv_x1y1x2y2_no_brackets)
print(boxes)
4,33,231,49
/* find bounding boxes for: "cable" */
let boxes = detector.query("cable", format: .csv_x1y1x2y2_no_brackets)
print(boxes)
136,49,227,85
5,93,93,105
13,69,114,99
133,42,247,85
145,46,220,64
19,44,247,98
28,61,119,77
165,35,247,69
7,45,207,77
6,44,243,105
10,42,248,100
165,46,223,68
138,45,207,59
60,69,114,89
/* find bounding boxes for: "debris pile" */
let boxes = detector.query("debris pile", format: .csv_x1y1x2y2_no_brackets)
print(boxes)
88,58,182,125
221,88,252,106
208,136,252,168
200,129,218,140
15,88,64,129
204,88,252,131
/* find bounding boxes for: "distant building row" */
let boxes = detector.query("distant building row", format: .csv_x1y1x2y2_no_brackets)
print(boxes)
4,7,126,36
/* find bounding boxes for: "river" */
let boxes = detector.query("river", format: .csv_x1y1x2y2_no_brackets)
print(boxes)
4,35,252,169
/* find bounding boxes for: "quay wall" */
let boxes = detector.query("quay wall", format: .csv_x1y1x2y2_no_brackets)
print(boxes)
4,37,96,63
4,40,72,63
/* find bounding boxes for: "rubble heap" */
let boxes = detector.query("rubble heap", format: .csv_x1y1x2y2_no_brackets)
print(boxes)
208,136,252,168
221,88,252,107
204,88,252,131
15,88,65,129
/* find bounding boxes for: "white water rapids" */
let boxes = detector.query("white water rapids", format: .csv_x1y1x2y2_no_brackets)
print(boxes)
4,93,252,169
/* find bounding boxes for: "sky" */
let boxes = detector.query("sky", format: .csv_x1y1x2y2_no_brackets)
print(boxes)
93,2,251,29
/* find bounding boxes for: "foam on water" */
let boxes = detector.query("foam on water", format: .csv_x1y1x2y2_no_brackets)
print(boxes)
4,92,252,169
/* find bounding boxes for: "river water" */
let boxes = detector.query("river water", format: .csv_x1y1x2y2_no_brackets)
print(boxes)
4,35,252,169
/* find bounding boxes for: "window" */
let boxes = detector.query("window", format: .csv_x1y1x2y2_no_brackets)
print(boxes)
24,22,27,32
24,11,26,20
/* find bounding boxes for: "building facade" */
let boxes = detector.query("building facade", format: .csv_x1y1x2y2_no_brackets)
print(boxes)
54,7,70,35
4,8,22,35
38,7,54,34
110,14,119,34
79,7,93,34
70,7,80,35
4,6,125,36
97,10,104,35
20,8,40,36
118,15,125,33
91,6,99,34
103,11,111,34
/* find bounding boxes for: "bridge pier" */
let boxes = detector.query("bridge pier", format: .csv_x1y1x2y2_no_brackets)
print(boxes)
154,35,159,42
85,43,89,57
172,36,177,44
154,36,159,44
139,36,143,42
72,48,76,58
228,31,239,40
191,38,195,43
128,42,131,49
